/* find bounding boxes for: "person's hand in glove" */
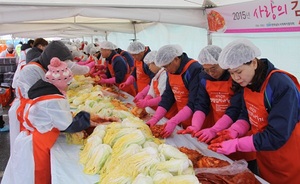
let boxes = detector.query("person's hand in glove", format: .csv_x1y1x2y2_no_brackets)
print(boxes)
177,110,205,135
97,77,115,85
208,135,256,155
85,61,95,71
195,114,233,143
161,106,193,137
146,106,167,127
136,96,161,108
119,75,135,89
210,119,250,144
133,85,150,103
161,120,178,138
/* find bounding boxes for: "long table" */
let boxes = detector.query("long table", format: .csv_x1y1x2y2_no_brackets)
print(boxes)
51,88,268,183
51,128,268,183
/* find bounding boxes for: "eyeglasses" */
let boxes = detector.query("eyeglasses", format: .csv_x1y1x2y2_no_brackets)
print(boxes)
162,60,173,69
203,66,218,74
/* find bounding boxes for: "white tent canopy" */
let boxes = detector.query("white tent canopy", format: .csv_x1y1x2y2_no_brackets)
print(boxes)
0,0,255,38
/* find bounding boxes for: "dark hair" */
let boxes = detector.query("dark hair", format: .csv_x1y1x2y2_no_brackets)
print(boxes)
247,59,268,91
231,58,268,92
27,39,34,45
33,38,48,47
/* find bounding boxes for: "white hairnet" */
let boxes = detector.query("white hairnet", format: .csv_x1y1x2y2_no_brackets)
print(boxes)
89,46,100,55
100,41,117,50
218,39,261,69
7,44,14,49
143,51,158,65
198,45,222,65
65,44,77,53
155,44,183,67
127,41,145,54
84,43,94,55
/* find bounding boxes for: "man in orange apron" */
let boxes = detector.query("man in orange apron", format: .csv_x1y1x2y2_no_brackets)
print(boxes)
116,47,135,73
146,44,202,138
0,43,17,58
209,39,300,184
134,51,177,119
97,41,136,96
2,57,91,184
120,41,155,93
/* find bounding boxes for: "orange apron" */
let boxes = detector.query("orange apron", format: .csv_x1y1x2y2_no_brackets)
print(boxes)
153,70,178,119
16,63,46,132
135,59,151,93
168,60,196,128
207,78,256,161
107,54,136,96
244,70,300,184
24,94,64,184
6,52,16,57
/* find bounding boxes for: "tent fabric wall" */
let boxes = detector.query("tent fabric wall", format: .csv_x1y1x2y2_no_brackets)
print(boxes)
212,32,300,80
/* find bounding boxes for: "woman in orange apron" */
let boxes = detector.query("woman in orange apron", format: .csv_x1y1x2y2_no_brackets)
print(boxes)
97,41,136,96
2,57,91,184
120,41,155,93
134,51,177,119
178,45,256,174
146,44,202,138
209,39,300,183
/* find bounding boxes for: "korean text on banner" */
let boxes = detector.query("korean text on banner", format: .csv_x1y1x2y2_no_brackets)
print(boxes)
206,0,300,33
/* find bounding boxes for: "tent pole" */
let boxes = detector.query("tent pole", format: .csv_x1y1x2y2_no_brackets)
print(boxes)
132,21,137,41
207,30,212,45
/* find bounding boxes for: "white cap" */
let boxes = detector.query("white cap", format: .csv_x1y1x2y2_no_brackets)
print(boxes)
155,44,183,67
143,51,158,65
100,41,117,50
198,45,222,65
218,39,261,69
127,41,145,54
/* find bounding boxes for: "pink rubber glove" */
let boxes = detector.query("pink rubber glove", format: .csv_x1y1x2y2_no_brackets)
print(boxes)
97,64,106,71
144,95,153,100
98,77,115,84
85,61,95,71
177,110,205,135
211,119,250,144
119,75,135,89
146,106,167,127
162,106,193,138
209,135,256,155
134,85,150,103
195,114,233,143
77,60,92,65
100,74,107,79
136,96,161,108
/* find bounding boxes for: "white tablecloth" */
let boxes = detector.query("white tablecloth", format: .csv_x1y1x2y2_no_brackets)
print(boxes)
51,132,268,184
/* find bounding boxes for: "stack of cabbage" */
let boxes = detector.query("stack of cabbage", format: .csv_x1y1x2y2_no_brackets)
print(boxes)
67,75,134,120
66,75,136,144
80,117,199,184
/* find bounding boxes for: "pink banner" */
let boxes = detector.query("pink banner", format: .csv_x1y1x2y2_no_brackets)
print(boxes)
206,0,300,33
